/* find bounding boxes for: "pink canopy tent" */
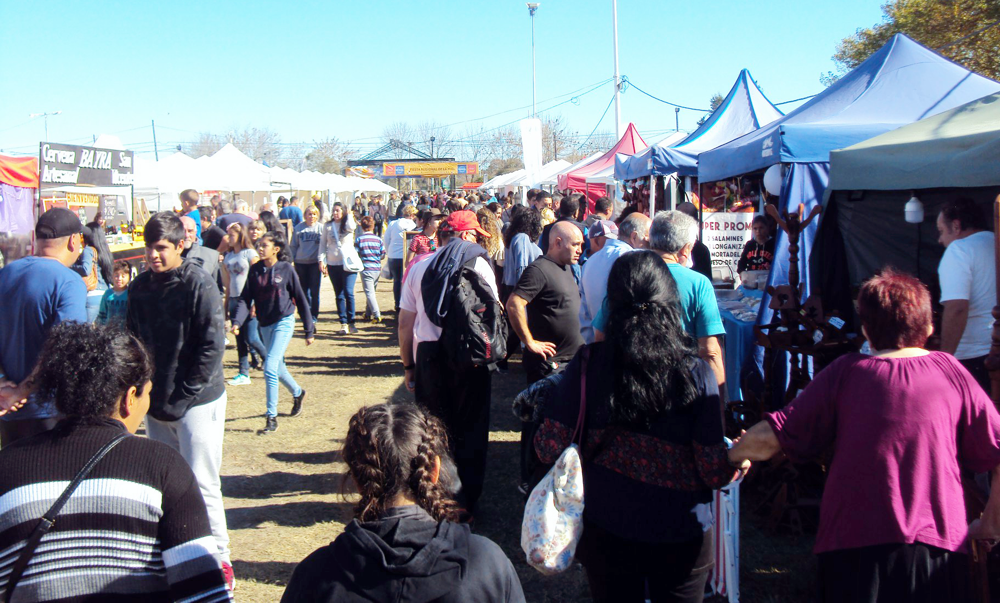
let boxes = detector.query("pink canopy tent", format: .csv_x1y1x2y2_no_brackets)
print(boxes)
557,122,647,208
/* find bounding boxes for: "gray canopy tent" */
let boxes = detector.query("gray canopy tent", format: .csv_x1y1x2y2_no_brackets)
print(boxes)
813,91,1000,319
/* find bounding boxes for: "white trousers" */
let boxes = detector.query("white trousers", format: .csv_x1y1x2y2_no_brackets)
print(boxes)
146,392,231,564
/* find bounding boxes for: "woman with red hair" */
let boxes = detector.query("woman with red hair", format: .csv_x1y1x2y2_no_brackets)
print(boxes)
730,268,1000,602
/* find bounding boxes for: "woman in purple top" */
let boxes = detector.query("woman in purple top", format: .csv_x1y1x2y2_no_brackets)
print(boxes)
729,268,1000,602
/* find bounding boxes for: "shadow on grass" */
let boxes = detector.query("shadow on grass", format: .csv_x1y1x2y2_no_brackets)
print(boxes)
227,500,353,529
223,471,344,499
269,449,343,465
231,559,299,588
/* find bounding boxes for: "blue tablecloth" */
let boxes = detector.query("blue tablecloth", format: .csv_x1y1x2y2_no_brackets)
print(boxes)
721,309,756,402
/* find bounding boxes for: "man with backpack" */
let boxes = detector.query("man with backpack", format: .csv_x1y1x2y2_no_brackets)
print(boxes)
397,210,503,511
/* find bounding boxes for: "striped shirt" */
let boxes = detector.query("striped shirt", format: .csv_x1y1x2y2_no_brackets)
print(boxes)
0,420,230,602
355,233,385,272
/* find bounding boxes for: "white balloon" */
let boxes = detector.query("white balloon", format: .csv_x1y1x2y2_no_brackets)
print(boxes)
763,164,783,196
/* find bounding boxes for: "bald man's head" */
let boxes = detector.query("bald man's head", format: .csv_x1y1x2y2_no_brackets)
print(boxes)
619,213,652,249
548,221,584,266
179,215,197,247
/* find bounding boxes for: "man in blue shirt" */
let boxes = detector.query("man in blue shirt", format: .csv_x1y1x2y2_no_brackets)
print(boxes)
280,195,304,227
0,208,88,446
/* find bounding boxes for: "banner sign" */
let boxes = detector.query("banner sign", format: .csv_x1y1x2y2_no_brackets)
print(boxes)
39,142,134,187
702,212,754,279
382,162,478,177
520,118,543,187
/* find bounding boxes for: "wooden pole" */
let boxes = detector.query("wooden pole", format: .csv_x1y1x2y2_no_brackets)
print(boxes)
986,194,1000,404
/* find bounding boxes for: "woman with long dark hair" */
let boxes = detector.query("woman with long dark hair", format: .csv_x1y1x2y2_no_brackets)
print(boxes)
0,323,230,599
258,210,283,236
72,223,115,322
534,250,743,603
232,231,314,434
499,207,543,369
319,202,359,335
222,222,266,385
282,402,525,603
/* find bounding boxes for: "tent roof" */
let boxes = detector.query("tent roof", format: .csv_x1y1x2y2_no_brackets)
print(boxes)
617,70,782,180
698,34,1000,182
558,123,647,191
827,91,1000,192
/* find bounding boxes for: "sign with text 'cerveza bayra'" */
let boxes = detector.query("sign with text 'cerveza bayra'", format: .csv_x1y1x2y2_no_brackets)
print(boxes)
38,142,134,186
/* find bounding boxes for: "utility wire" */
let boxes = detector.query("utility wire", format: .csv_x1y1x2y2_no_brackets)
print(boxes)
620,76,711,112
775,94,817,105
577,92,617,151
936,18,1000,51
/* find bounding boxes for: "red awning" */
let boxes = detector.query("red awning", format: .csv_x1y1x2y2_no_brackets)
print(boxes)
0,155,39,188
557,123,647,206
461,182,484,189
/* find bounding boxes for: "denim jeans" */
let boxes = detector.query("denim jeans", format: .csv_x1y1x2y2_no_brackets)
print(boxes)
294,262,322,320
257,314,303,417
360,270,381,319
389,258,404,311
327,264,357,325
86,291,103,323
228,298,266,375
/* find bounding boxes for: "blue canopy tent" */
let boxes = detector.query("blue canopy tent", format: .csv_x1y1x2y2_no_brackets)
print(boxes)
616,69,783,181
697,34,1000,405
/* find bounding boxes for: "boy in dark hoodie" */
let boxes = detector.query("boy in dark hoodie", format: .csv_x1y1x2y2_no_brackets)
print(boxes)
282,403,524,603
126,212,234,590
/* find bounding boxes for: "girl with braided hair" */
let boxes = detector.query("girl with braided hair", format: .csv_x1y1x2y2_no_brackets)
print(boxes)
282,402,525,603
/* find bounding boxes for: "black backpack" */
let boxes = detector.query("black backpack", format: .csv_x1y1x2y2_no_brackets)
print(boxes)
439,258,508,371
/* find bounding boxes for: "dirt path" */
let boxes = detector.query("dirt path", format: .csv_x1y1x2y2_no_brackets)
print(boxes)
221,276,589,602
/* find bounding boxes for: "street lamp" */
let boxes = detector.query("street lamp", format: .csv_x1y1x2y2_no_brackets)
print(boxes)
527,3,540,117
29,111,62,141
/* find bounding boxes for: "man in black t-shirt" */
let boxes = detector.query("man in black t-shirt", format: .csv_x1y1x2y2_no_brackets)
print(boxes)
507,221,585,384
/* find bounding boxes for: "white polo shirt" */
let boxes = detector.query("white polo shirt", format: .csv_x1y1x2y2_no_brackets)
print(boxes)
400,249,499,354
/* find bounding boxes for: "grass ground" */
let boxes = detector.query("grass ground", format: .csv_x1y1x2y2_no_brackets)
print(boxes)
218,276,815,602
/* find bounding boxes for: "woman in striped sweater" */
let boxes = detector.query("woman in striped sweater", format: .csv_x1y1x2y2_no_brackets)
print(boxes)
0,322,231,602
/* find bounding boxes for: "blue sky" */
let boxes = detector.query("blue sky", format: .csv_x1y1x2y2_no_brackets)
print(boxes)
1,0,885,159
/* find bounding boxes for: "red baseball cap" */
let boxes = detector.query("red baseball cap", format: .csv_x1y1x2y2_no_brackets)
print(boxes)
441,210,491,238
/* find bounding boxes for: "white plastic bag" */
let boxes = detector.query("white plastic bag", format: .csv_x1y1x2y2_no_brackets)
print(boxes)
520,442,585,575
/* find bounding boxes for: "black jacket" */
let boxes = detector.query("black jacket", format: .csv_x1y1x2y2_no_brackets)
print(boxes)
233,261,315,338
420,239,487,328
126,262,226,421
281,506,524,603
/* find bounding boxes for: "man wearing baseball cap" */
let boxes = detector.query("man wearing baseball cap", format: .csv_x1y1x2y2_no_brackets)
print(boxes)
0,208,88,445
398,210,500,510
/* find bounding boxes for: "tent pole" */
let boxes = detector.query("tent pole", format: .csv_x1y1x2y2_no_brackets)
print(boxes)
612,0,622,141
649,175,656,215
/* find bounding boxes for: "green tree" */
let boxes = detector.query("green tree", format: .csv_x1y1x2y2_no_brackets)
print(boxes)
696,93,726,126
827,0,1000,84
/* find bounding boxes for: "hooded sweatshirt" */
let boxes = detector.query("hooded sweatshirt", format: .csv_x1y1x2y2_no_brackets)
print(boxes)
281,505,524,603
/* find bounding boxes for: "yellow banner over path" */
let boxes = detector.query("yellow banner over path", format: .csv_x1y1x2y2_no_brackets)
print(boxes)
383,162,478,177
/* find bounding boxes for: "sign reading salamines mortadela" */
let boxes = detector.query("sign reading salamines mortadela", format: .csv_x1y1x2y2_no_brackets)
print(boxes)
39,142,133,187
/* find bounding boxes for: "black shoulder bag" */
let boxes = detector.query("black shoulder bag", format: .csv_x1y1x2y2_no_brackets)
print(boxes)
3,432,129,603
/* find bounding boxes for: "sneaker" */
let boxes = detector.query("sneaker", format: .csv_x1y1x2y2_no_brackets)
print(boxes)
249,357,262,371
371,316,382,325
291,390,306,417
340,324,350,335
221,561,236,592
349,324,359,334
227,374,251,386
260,415,278,434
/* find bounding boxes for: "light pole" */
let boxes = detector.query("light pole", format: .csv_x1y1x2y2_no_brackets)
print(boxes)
527,3,540,118
612,0,621,140
29,111,62,141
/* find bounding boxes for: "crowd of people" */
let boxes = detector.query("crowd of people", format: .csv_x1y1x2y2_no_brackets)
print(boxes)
0,184,998,602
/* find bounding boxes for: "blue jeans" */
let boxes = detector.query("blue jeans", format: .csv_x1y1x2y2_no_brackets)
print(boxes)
389,258,404,311
327,264,357,325
258,314,302,417
360,270,381,319
294,262,321,320
228,298,266,375
86,291,103,323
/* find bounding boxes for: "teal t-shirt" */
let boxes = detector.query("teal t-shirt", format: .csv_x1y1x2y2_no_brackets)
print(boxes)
97,289,129,327
592,262,724,338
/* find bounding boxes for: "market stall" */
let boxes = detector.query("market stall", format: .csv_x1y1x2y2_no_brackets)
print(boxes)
816,90,1000,328
557,123,647,208
0,154,39,263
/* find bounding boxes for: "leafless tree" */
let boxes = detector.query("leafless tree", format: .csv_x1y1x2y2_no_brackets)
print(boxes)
188,132,222,157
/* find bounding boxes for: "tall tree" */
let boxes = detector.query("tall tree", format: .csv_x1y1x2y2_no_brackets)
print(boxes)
696,93,726,126
224,126,283,164
188,132,222,157
827,0,1000,83
304,137,355,173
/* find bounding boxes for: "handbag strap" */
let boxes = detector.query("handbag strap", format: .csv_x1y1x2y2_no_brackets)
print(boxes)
3,432,129,603
570,347,590,446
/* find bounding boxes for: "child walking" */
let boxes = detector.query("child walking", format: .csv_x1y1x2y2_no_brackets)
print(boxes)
232,231,315,434
96,260,131,327
355,216,386,324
